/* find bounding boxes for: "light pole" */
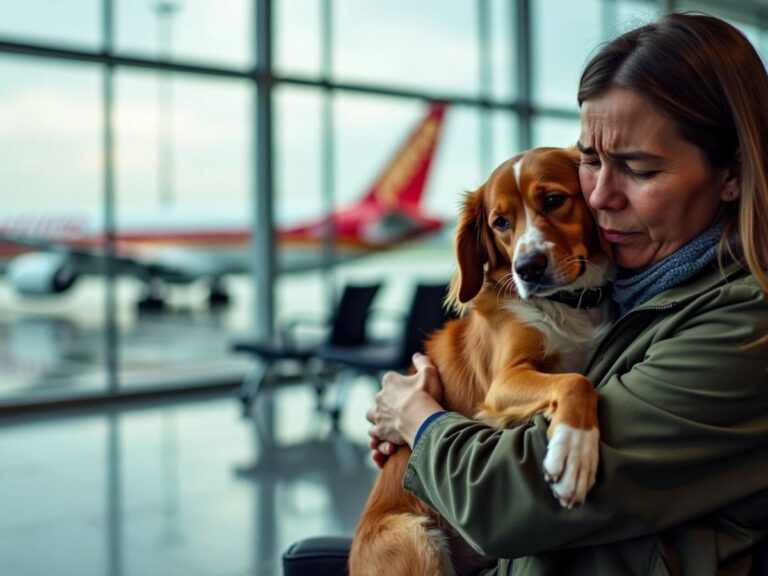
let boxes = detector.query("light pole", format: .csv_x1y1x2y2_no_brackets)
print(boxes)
154,1,180,208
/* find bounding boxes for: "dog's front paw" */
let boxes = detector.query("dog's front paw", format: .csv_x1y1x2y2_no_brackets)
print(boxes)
542,423,599,508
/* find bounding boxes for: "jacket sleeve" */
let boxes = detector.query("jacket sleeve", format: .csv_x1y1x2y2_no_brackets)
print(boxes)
402,282,768,559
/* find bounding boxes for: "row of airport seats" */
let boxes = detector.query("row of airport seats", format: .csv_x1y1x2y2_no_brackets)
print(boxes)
231,279,456,428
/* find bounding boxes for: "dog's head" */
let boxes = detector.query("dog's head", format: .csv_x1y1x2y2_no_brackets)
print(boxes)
449,146,611,306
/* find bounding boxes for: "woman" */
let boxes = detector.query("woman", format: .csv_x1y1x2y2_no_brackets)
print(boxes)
368,12,768,575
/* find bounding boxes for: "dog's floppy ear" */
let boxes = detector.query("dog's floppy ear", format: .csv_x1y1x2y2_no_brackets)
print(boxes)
451,187,493,304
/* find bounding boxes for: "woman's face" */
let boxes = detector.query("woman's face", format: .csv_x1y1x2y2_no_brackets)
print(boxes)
578,87,736,271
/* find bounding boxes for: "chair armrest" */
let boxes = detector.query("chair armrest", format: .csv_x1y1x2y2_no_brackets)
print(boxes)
282,536,351,576
280,314,332,348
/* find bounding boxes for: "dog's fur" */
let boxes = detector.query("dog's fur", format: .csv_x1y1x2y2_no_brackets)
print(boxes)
349,147,613,576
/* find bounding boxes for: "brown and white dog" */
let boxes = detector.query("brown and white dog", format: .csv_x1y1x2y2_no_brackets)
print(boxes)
349,147,613,576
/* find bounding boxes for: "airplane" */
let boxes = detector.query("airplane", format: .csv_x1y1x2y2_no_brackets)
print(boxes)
0,101,449,311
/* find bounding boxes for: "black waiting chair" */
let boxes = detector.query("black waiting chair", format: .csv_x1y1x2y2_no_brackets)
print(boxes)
283,537,352,576
231,282,382,420
309,281,456,430
315,281,455,376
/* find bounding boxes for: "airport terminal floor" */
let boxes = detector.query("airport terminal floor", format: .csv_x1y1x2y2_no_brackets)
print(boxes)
0,384,379,576
0,244,455,575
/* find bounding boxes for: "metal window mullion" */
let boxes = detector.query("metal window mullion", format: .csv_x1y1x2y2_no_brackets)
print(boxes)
516,0,532,150
102,0,119,396
254,0,276,340
320,0,337,308
478,0,493,174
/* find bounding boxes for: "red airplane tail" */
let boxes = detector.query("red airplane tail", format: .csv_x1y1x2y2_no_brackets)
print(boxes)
360,101,447,212
280,101,448,249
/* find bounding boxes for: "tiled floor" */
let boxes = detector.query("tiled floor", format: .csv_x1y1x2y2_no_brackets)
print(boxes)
0,382,380,576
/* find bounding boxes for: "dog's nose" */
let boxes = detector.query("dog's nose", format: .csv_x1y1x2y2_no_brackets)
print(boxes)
515,251,548,283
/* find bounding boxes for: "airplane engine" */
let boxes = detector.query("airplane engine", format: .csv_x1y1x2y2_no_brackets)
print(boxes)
6,252,79,295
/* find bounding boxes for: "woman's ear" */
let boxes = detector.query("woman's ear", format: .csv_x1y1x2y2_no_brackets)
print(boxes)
720,150,742,202
452,187,489,304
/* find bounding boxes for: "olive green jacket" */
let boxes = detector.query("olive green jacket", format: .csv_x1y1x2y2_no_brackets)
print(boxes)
403,262,768,575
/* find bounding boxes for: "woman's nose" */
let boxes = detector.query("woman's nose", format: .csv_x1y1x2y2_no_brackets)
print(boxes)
587,168,625,211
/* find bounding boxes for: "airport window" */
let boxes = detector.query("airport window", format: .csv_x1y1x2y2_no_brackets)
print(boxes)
532,116,582,149
115,0,253,68
114,71,251,214
0,0,101,49
2,0,767,409
333,0,482,95
275,86,324,229
112,70,252,394
489,0,517,102
275,0,323,78
532,0,603,111
0,56,110,404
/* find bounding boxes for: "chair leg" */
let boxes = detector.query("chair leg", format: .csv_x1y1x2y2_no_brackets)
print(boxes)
238,361,269,418
324,369,357,431
301,361,327,411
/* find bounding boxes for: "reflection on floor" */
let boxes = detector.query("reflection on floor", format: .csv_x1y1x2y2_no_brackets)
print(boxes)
0,243,455,405
0,383,379,576
0,305,252,403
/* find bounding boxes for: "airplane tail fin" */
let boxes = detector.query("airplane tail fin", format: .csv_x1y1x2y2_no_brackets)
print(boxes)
361,101,448,212
278,101,448,251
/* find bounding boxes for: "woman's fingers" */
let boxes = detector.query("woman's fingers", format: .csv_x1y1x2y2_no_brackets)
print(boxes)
411,352,434,370
412,353,444,402
368,432,397,468
371,449,387,469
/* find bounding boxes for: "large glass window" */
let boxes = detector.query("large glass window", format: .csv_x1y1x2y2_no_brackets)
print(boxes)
0,0,100,49
12,0,768,407
532,0,603,111
334,0,481,94
115,0,252,68
113,70,252,391
532,116,581,149
0,56,107,403
490,0,517,102
275,0,323,77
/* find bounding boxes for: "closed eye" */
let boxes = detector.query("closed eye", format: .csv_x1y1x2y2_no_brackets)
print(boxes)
626,167,661,180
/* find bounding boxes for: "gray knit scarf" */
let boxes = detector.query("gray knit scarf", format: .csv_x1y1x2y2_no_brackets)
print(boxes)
613,220,726,316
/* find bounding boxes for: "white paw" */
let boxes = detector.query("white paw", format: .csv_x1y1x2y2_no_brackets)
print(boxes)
542,423,599,508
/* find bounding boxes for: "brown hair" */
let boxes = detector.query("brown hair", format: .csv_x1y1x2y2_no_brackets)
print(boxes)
578,12,768,293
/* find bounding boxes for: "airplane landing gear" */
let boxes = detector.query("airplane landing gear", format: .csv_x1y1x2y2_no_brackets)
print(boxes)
137,279,167,314
208,280,231,308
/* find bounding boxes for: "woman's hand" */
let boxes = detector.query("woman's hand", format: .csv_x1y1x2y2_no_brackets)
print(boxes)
367,353,445,467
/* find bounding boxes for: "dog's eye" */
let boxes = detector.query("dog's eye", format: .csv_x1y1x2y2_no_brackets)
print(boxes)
543,195,567,212
492,216,511,231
